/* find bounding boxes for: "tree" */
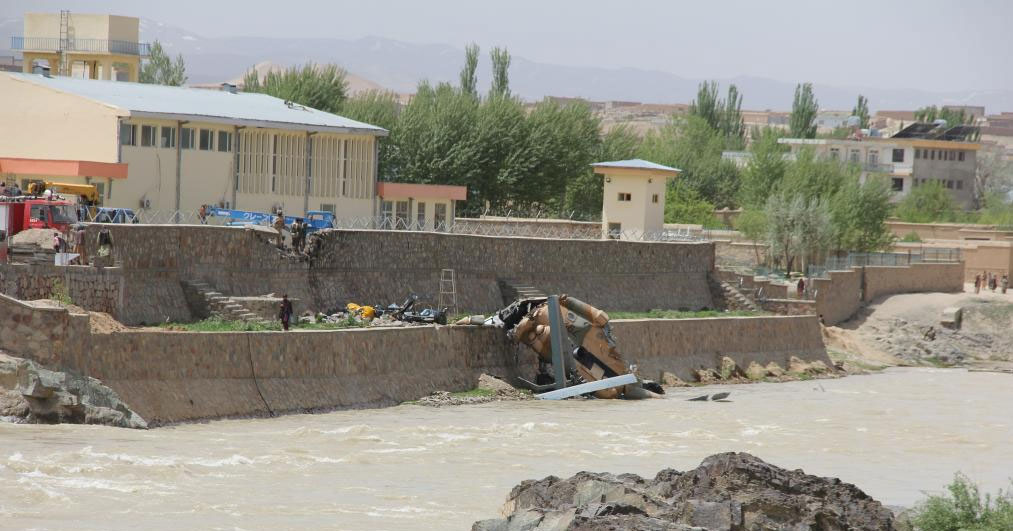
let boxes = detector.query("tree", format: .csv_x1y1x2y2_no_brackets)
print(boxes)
789,83,819,139
734,209,768,266
459,43,480,99
665,181,721,228
779,147,856,201
489,47,511,98
974,145,1013,209
830,176,894,252
340,90,401,180
563,124,640,220
524,99,602,213
242,63,347,114
852,95,870,129
739,127,787,208
766,192,832,273
139,40,186,86
688,81,744,148
895,181,958,223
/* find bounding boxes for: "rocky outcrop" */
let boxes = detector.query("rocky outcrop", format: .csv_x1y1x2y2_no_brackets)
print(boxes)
0,353,146,428
474,452,894,530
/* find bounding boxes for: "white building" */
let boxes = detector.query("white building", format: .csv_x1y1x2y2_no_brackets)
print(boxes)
592,159,680,239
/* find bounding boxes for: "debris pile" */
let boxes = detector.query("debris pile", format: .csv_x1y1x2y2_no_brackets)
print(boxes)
310,294,448,328
415,374,531,407
473,452,895,530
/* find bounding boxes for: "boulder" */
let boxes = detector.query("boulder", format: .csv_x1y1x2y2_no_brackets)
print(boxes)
474,452,895,530
659,371,690,387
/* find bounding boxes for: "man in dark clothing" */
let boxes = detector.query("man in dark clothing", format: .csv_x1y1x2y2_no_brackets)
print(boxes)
279,294,294,331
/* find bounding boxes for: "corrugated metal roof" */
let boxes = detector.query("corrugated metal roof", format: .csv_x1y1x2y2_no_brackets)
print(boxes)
591,158,681,173
6,72,387,136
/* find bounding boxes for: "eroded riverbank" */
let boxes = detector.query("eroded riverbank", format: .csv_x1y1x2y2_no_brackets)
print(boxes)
2,368,1011,530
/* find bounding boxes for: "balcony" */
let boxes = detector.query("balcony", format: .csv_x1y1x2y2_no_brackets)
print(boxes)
11,36,150,56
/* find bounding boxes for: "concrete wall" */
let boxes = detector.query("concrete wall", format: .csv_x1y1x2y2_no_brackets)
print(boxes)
0,291,827,425
0,264,122,316
714,240,768,268
75,225,716,324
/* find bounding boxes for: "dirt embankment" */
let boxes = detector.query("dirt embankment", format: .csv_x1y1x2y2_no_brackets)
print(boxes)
823,286,1013,372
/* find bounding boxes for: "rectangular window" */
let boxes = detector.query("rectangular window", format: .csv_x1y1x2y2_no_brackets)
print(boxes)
956,180,963,190
160,126,176,148
416,201,426,228
958,151,965,162
915,149,921,159
380,200,393,228
607,222,621,240
140,125,157,147
434,203,447,230
867,150,879,165
181,128,195,149
892,148,904,163
395,200,409,229
652,194,659,204
199,129,213,151
217,131,232,152
891,178,904,192
617,192,631,202
946,180,954,189
849,149,860,163
95,182,105,199
829,148,840,160
319,203,335,214
930,150,935,160
119,123,136,146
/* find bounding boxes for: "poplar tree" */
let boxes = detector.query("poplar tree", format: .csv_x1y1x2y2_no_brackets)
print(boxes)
489,47,511,98
459,43,480,98
139,40,187,86
852,95,870,129
789,83,819,138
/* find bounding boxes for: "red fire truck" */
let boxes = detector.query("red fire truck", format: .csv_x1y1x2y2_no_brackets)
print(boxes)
0,196,78,239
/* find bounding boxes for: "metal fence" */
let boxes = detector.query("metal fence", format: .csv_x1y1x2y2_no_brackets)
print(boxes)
808,248,962,278
73,208,709,242
12,36,150,56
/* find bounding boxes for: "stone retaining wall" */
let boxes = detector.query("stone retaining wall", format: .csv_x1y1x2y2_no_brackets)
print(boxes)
452,217,601,239
0,293,827,425
0,264,123,316
74,225,715,324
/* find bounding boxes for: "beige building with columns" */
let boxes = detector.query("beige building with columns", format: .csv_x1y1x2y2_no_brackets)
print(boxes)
14,12,148,82
0,72,388,219
592,159,680,239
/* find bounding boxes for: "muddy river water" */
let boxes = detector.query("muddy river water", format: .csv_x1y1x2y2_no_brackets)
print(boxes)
2,368,1011,530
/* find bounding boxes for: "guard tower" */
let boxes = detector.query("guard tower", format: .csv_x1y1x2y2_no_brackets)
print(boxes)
592,159,680,239
13,12,149,81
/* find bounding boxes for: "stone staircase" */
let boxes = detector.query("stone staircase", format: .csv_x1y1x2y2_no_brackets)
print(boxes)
497,278,547,305
719,281,760,312
180,279,270,325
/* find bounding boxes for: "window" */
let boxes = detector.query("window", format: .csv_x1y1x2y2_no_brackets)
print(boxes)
930,150,935,160
868,150,879,165
829,148,840,160
915,149,921,159
849,149,860,163
617,192,631,202
140,125,157,147
607,222,621,240
181,128,195,149
95,182,105,199
319,204,335,214
119,123,136,146
434,203,447,230
217,131,232,152
416,202,426,228
892,148,904,163
160,126,176,148
945,180,954,189
949,151,956,161
380,200,393,226
199,129,214,150
891,178,904,192
395,200,409,229
958,151,965,162
956,180,963,190
652,194,659,204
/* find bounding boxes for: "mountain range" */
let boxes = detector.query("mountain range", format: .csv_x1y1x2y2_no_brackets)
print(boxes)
2,17,1011,112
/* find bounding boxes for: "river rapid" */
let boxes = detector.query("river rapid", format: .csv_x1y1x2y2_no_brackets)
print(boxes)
2,368,1011,530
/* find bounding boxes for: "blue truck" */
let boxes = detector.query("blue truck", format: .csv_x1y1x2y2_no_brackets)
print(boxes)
208,208,335,233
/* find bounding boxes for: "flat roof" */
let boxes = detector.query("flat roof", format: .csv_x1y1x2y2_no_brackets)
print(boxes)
377,182,467,201
0,157,128,179
591,158,681,175
5,73,387,136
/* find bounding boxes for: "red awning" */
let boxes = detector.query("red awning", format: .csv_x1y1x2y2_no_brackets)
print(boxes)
377,182,467,201
0,157,128,179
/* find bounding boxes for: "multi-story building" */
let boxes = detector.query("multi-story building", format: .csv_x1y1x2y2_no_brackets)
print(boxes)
778,123,981,207
12,12,149,82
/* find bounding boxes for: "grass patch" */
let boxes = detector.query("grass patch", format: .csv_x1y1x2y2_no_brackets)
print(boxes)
609,309,764,320
923,356,954,368
160,315,367,332
906,473,1013,531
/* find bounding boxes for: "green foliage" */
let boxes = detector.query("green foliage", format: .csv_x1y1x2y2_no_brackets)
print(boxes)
459,43,480,98
734,209,768,241
789,83,819,139
639,115,741,208
665,181,721,227
766,192,833,272
523,99,603,214
852,95,870,129
910,473,1013,531
739,127,787,208
915,105,974,126
564,124,640,220
901,231,922,242
50,279,73,306
139,41,187,86
489,47,511,98
243,63,347,114
977,192,1013,227
830,176,895,252
895,181,959,223
608,309,763,319
688,81,744,149
160,315,365,332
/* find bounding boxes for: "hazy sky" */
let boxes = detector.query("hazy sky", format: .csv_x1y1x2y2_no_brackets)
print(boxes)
4,0,1011,92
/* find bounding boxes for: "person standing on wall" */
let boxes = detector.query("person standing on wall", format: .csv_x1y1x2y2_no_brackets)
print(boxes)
1002,274,1009,295
273,211,286,249
974,274,981,294
279,294,294,331
796,277,805,299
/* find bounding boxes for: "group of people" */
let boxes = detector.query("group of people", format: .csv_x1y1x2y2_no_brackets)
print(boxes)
974,272,1008,294
50,225,103,266
272,211,311,253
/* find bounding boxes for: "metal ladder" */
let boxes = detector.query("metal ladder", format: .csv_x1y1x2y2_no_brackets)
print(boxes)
438,269,457,315
58,10,71,76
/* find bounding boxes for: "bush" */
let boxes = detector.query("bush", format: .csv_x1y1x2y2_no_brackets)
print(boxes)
910,473,1013,531
901,231,922,242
